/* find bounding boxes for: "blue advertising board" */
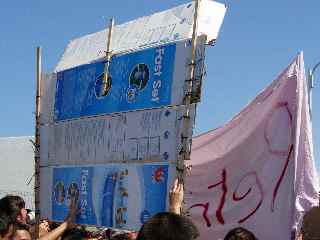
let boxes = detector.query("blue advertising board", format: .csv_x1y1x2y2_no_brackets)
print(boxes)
52,164,169,229
54,43,176,121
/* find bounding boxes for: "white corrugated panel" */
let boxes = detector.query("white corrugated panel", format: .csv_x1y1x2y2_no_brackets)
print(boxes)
55,0,226,72
40,105,195,167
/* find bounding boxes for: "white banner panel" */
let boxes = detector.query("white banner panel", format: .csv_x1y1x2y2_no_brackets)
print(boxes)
40,73,57,125
55,0,226,72
40,105,195,167
185,53,319,240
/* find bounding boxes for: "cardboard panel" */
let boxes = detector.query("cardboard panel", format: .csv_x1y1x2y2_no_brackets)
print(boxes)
40,73,57,124
54,38,205,121
55,0,226,72
41,163,175,230
40,105,195,167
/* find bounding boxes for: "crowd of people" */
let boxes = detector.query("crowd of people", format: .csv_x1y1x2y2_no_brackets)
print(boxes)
0,178,312,240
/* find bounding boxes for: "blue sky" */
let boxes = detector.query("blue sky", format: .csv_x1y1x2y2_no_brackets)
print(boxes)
0,0,319,169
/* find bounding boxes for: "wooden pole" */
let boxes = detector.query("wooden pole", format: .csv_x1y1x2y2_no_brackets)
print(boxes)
189,0,201,89
34,46,41,240
177,0,201,182
103,17,115,96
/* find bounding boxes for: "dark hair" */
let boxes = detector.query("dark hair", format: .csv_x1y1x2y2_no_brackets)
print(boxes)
12,222,30,236
0,195,25,222
13,222,29,231
61,228,86,240
136,212,199,240
224,227,257,240
300,206,320,239
0,213,14,237
111,233,130,240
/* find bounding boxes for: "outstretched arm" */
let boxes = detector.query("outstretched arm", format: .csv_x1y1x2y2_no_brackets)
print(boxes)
38,197,77,240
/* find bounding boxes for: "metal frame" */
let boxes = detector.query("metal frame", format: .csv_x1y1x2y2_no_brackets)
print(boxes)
308,62,320,117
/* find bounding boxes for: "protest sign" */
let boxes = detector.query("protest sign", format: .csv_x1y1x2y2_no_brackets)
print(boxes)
185,53,319,239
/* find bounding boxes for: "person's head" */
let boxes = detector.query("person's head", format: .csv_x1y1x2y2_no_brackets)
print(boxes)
111,232,137,240
12,223,31,240
61,228,86,240
111,233,131,240
224,227,257,240
136,212,199,240
0,195,27,224
300,207,320,240
0,213,14,240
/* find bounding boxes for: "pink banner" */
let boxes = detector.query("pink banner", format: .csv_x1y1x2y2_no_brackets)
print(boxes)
186,53,319,239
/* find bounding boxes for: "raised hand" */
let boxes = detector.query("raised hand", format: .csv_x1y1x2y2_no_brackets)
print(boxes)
169,178,184,215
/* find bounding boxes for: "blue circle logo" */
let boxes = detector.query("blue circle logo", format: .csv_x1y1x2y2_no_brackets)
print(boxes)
129,64,149,91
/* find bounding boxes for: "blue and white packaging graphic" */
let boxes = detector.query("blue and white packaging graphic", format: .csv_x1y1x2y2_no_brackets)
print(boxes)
51,164,171,230
54,44,175,121
53,37,205,122
138,165,168,224
52,167,96,225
